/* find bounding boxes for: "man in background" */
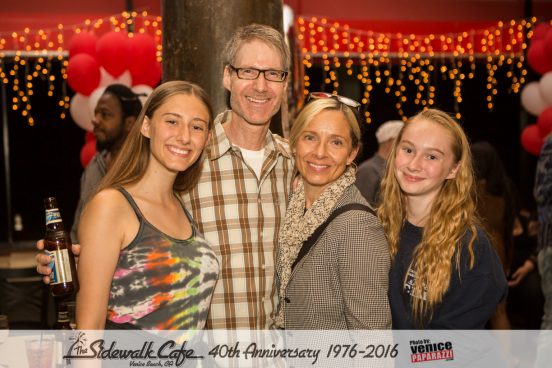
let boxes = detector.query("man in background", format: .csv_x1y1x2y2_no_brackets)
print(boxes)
355,120,404,206
71,84,142,241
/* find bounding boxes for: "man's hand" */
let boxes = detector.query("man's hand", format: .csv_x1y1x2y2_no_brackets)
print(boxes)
36,239,81,284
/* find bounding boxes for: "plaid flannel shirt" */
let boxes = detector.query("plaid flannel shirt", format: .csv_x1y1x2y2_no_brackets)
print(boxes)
182,110,294,329
535,134,552,250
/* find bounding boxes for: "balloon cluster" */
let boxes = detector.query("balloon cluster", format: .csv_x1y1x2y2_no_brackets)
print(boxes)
66,30,161,167
520,23,552,156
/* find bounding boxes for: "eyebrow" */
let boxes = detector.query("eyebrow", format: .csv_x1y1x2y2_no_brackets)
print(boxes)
303,130,347,140
162,112,208,124
94,107,109,112
400,139,445,155
162,112,182,118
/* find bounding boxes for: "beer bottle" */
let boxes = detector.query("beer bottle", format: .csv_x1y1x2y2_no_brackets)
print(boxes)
44,197,79,297
54,302,72,368
54,302,73,330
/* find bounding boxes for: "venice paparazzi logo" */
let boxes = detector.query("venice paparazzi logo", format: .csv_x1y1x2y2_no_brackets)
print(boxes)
409,338,454,363
63,331,203,367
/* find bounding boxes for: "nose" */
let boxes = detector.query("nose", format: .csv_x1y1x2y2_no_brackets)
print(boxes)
91,114,100,127
313,140,327,158
252,73,268,92
407,153,422,171
176,124,191,143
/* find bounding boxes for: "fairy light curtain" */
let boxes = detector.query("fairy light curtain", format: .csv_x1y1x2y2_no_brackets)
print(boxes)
0,11,162,126
2,12,546,126
295,16,539,123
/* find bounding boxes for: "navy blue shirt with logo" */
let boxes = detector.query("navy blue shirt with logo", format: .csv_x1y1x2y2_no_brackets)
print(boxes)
389,221,507,329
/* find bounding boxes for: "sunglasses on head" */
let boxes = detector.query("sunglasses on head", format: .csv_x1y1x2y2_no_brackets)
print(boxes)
307,92,361,111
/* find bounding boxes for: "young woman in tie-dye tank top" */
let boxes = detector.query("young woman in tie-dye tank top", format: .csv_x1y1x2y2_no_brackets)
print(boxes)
76,81,219,330
106,187,218,330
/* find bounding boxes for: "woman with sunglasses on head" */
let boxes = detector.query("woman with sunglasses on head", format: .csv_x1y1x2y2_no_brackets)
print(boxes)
274,93,391,329
378,109,507,329
76,81,219,330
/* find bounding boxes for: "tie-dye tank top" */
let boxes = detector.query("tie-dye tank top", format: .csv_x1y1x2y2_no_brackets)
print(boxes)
107,188,219,330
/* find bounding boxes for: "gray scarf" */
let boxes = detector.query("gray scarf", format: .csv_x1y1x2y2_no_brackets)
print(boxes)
274,165,356,328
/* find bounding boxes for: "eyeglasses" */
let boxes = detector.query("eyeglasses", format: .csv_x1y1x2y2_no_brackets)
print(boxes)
308,92,361,111
228,65,288,82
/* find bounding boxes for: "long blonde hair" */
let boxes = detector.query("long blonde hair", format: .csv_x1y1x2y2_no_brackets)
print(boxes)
377,108,478,325
96,81,213,195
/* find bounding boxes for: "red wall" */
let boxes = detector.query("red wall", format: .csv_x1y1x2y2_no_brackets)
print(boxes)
0,0,549,33
0,0,160,32
285,0,551,21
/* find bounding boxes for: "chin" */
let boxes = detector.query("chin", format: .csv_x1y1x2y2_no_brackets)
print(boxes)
164,159,194,172
245,114,273,126
248,106,279,120
398,182,416,193
304,177,330,187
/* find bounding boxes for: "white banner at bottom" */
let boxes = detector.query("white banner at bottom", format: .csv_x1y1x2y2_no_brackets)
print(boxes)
0,329,550,367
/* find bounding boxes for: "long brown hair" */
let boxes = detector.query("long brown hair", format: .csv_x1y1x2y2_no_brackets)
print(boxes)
377,108,478,325
96,81,213,195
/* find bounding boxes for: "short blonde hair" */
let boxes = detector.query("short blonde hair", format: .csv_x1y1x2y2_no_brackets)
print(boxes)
223,23,291,70
289,98,361,152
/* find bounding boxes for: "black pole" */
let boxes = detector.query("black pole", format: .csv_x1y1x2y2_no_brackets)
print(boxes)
524,0,532,20
1,65,13,243
126,0,134,33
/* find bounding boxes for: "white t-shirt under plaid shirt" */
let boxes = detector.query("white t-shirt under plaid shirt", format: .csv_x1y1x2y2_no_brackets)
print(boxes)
182,111,294,329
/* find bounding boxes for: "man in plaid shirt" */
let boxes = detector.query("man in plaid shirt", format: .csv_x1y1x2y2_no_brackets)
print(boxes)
182,24,294,329
36,24,294,330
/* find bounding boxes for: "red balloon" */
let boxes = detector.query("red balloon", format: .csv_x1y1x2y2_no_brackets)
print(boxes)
68,32,98,58
96,31,130,78
85,131,95,143
538,107,552,137
67,54,101,96
527,40,552,75
128,34,158,79
80,139,97,168
533,23,551,41
131,60,162,87
521,124,545,156
544,29,552,61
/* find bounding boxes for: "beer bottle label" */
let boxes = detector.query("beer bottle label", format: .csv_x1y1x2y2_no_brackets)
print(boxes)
57,312,70,323
45,208,62,225
46,249,73,284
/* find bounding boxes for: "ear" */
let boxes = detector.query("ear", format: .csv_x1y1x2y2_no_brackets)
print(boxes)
140,116,151,138
124,116,136,133
446,162,460,179
347,145,360,165
223,66,232,92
